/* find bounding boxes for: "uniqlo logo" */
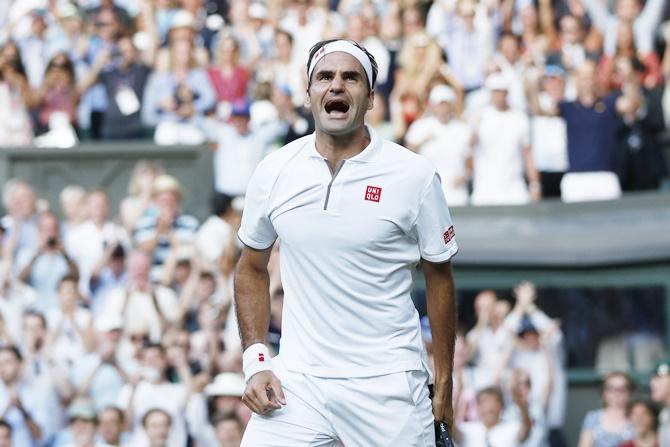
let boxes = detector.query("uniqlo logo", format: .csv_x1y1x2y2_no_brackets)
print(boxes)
443,226,455,244
364,185,382,203
258,353,265,363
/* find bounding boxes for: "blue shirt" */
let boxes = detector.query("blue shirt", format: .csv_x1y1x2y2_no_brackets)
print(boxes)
559,94,621,173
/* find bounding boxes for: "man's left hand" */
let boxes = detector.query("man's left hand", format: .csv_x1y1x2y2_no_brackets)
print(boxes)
432,379,454,429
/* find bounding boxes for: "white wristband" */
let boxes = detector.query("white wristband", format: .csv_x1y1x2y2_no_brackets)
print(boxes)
242,343,272,383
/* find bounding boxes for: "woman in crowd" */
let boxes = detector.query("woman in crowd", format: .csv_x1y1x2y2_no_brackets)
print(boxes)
207,34,250,116
578,372,635,447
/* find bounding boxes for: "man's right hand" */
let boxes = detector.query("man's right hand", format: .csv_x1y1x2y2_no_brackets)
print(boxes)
242,370,286,414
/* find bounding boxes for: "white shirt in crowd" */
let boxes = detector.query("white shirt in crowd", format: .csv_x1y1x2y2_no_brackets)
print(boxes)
47,307,92,370
239,126,458,377
117,380,188,447
459,419,521,447
102,286,179,342
472,106,530,205
531,93,567,173
405,116,472,206
195,215,233,265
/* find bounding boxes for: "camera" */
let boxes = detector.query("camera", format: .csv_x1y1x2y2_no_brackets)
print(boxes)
47,237,58,248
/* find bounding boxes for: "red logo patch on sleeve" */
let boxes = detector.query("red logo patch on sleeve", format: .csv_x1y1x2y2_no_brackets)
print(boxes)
258,353,265,362
364,185,382,203
443,226,455,244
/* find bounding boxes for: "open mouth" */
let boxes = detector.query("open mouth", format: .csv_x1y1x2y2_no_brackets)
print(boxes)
324,99,350,114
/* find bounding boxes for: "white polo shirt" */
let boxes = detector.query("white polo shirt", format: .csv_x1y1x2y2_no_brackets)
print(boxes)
238,126,458,378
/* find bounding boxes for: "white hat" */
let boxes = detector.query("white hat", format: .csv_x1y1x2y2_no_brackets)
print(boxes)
94,314,124,333
248,2,268,20
429,85,456,104
170,10,196,30
205,372,246,397
485,73,509,91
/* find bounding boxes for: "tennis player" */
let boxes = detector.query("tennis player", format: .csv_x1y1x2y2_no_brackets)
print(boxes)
235,39,458,446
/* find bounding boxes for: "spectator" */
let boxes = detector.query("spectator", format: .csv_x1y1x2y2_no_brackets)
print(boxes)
207,35,249,117
21,310,56,386
545,13,595,72
471,74,541,205
0,345,59,446
118,344,190,447
70,315,127,411
213,412,243,447
0,43,33,147
650,359,670,446
61,399,98,447
66,188,129,296
264,29,306,109
525,65,568,197
581,0,665,57
17,212,78,312
143,37,216,146
455,386,532,446
466,290,514,390
96,406,126,447
529,60,641,176
133,175,199,276
203,98,288,201
119,161,164,235
79,33,153,140
598,22,661,93
195,194,240,269
47,276,94,371
577,371,635,447
17,9,51,88
1,179,39,269
59,185,87,242
618,398,660,447
27,52,80,139
102,250,179,343
405,84,472,206
88,243,128,315
505,368,548,447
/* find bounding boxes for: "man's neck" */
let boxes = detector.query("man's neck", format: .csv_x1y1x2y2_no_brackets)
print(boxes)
314,125,370,172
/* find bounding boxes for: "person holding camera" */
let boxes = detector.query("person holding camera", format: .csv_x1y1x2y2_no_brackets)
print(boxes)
17,212,78,313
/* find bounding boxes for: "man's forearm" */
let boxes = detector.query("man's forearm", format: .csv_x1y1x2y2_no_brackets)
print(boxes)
422,260,457,388
234,255,271,350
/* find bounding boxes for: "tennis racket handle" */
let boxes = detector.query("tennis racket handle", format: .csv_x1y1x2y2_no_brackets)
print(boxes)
436,421,455,447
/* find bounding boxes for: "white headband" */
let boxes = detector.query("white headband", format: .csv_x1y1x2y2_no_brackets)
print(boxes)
307,40,374,89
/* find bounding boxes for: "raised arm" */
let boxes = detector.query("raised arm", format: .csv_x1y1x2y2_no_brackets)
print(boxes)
420,259,457,429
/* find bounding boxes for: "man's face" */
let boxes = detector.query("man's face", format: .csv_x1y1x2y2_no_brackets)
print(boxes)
650,374,670,403
87,192,109,223
560,16,582,45
616,0,640,22
23,314,46,346
39,214,60,241
477,393,503,427
155,191,180,221
576,62,597,97
0,351,21,384
98,408,123,444
432,101,452,123
305,51,374,137
71,418,96,445
142,347,167,375
145,412,171,447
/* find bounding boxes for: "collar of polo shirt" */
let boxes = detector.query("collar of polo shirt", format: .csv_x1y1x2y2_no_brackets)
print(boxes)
306,125,381,163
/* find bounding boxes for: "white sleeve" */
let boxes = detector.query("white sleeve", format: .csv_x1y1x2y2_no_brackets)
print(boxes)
238,160,278,250
411,172,459,263
404,120,428,147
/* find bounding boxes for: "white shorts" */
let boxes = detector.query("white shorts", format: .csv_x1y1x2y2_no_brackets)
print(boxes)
241,359,435,447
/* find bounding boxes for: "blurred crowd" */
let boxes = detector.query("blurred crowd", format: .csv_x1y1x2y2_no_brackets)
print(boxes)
0,0,669,206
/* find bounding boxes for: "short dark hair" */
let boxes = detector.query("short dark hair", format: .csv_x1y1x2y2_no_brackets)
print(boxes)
59,274,78,289
306,39,378,91
0,346,22,362
142,408,171,428
99,406,125,423
627,398,659,428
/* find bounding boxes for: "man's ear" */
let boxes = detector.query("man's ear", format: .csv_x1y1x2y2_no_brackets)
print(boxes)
367,90,375,111
304,88,311,108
